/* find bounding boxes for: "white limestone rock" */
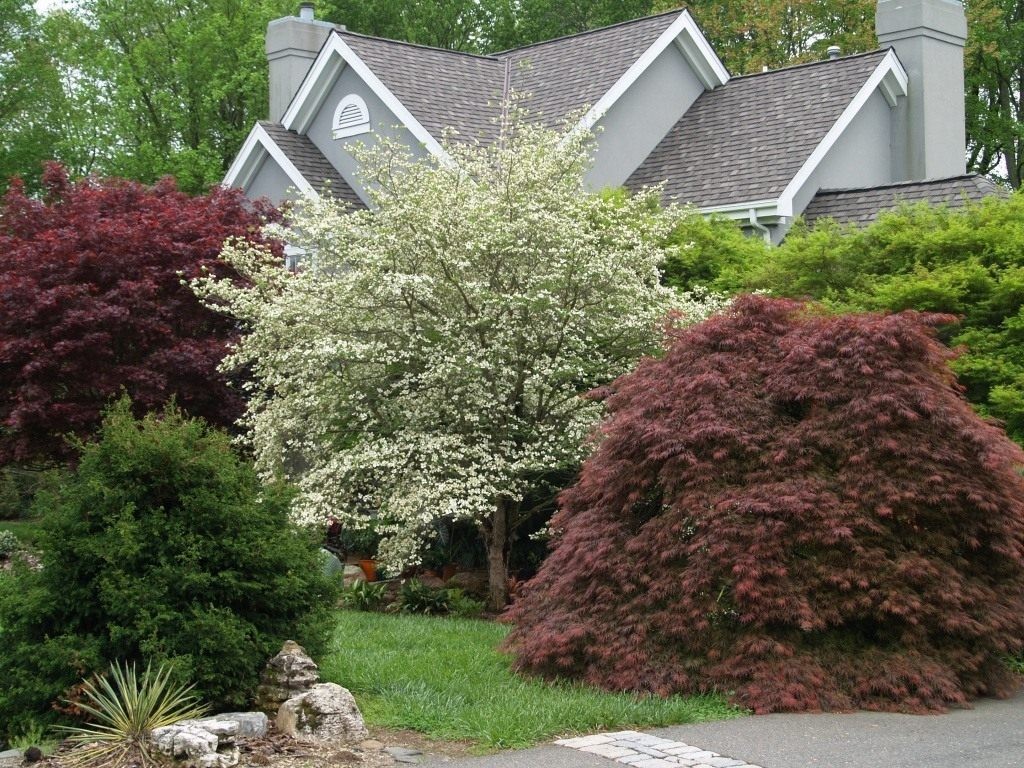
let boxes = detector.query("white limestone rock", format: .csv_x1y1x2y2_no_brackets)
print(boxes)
276,682,368,743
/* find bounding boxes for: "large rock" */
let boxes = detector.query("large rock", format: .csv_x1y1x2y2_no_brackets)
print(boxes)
342,565,367,587
200,712,268,739
255,641,320,714
0,749,22,768
276,683,368,743
149,720,239,768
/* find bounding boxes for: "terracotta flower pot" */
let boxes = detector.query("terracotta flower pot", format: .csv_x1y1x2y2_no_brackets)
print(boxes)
358,559,377,582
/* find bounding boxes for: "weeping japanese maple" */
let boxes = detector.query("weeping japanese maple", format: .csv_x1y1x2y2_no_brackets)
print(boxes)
506,294,1024,713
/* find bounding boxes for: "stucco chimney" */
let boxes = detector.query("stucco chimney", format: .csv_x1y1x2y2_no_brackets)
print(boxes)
266,3,336,122
876,0,967,180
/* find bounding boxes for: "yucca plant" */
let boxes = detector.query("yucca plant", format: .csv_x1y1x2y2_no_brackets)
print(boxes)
60,661,209,768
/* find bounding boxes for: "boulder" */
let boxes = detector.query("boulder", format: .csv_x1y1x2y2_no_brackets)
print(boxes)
321,549,345,579
149,721,239,768
342,565,366,587
200,712,268,739
415,573,446,590
255,640,320,714
276,683,368,743
0,749,21,768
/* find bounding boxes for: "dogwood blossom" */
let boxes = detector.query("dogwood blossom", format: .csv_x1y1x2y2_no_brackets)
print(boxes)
196,113,724,606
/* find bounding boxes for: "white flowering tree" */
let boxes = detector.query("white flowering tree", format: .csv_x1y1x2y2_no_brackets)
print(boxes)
197,113,724,609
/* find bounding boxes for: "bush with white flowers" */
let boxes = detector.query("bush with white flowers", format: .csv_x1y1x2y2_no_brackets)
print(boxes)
196,111,725,608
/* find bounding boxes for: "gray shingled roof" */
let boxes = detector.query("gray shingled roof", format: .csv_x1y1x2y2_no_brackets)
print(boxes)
626,50,889,208
332,11,680,144
502,11,680,127
338,33,504,144
259,122,365,208
801,174,1007,227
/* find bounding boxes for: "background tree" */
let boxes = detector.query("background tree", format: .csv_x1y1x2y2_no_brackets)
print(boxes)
963,0,1024,188
0,401,338,737
0,0,65,193
197,115,723,610
508,295,1024,713
0,163,280,466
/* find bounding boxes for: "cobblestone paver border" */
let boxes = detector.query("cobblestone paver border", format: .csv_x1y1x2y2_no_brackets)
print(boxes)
554,731,764,768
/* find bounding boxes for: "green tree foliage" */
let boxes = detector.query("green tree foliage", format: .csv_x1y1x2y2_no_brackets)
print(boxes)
33,0,293,194
660,209,771,293
319,0,500,51
743,195,1024,441
655,0,876,74
0,401,338,738
964,0,1024,188
0,1,65,192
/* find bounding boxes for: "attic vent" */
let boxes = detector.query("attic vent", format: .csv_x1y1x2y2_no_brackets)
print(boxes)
332,94,370,139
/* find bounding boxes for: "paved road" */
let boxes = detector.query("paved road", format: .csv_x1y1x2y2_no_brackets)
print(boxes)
419,689,1024,768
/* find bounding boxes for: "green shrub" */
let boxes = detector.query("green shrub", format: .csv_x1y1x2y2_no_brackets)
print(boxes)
397,579,450,615
446,588,485,618
0,400,340,739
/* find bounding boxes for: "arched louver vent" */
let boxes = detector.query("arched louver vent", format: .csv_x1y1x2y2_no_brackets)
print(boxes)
332,94,370,139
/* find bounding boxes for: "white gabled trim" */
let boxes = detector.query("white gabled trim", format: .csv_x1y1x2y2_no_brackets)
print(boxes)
778,50,908,217
281,33,451,164
222,123,318,198
573,10,729,135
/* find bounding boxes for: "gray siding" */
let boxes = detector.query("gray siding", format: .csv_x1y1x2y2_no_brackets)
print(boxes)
785,89,895,242
587,45,705,189
305,65,429,205
246,155,300,205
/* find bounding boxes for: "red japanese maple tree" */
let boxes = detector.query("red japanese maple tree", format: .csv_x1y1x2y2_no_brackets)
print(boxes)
506,294,1024,713
0,164,280,464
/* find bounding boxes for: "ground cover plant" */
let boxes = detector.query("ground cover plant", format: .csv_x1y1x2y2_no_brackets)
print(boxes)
507,295,1024,714
320,611,741,749
197,109,724,609
0,401,338,739
0,163,279,465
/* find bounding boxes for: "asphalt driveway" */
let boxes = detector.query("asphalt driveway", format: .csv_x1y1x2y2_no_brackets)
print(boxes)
419,688,1024,768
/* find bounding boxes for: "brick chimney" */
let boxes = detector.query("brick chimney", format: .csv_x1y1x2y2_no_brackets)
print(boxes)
266,3,337,123
876,0,967,180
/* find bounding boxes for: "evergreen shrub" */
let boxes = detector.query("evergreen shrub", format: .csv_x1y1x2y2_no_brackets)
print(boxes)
0,400,339,738
507,295,1024,713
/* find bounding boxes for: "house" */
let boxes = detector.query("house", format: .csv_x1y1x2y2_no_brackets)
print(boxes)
224,0,1000,244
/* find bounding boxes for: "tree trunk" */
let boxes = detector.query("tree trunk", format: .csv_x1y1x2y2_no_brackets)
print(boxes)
483,497,513,611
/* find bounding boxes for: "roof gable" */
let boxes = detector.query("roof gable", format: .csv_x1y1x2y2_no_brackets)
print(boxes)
338,33,504,144
223,122,365,207
626,50,895,211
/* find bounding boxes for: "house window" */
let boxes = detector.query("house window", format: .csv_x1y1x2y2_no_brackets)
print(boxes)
332,94,371,139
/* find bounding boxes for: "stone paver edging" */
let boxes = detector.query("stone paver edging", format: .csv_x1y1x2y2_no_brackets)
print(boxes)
555,731,763,768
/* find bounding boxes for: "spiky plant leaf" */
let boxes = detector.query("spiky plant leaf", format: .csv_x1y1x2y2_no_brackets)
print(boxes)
60,661,208,768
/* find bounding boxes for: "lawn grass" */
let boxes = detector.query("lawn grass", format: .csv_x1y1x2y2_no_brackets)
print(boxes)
319,610,744,751
0,517,45,548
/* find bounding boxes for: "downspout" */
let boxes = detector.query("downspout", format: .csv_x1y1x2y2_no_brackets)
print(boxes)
748,208,772,245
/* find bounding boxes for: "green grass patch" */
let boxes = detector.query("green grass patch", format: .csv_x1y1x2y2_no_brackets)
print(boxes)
320,610,743,751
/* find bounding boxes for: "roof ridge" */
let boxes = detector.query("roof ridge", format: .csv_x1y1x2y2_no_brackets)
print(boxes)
492,8,683,56
334,28,501,61
728,48,887,82
815,174,991,196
